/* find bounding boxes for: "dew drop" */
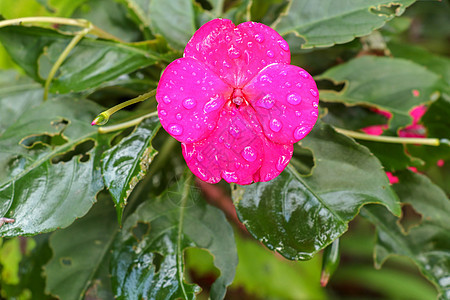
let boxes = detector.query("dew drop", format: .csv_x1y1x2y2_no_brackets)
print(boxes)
284,82,291,88
312,101,319,108
278,40,289,51
311,111,318,117
299,71,309,78
241,146,257,162
183,98,196,109
296,82,303,88
168,124,183,136
259,74,272,84
197,153,204,162
221,110,227,116
276,155,289,171
287,93,302,105
256,94,275,109
295,111,301,117
208,124,215,130
233,96,244,105
229,125,240,137
197,167,208,180
163,96,171,104
266,50,274,58
204,95,221,113
160,109,167,116
255,33,264,43
228,45,241,59
310,88,318,97
294,126,308,140
247,41,253,47
176,113,182,120
195,124,201,129
218,136,225,143
225,35,231,42
269,118,282,132
222,170,238,182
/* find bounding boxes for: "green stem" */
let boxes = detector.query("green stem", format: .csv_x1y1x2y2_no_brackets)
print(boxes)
44,27,90,100
0,17,122,41
98,111,158,134
92,89,156,125
334,127,442,146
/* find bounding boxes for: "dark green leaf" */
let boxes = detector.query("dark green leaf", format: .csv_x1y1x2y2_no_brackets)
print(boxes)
272,0,415,49
0,70,43,136
110,174,237,300
44,193,118,300
101,116,161,223
0,97,115,237
361,171,450,300
0,26,170,93
148,0,196,50
233,121,400,260
316,56,441,130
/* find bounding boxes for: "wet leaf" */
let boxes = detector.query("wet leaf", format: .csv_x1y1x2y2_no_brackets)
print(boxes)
101,116,161,223
0,97,115,237
233,121,400,260
316,56,441,130
44,194,118,300
110,174,237,300
361,170,450,300
0,25,170,93
273,0,415,48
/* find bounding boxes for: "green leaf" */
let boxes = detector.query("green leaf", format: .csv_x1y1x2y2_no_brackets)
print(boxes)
316,56,441,130
233,121,400,260
148,0,196,50
361,171,450,300
44,193,118,300
101,117,161,223
0,70,43,135
272,0,416,49
110,173,237,300
0,25,169,93
0,97,115,237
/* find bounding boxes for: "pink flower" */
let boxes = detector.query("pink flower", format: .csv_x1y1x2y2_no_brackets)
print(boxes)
156,19,319,184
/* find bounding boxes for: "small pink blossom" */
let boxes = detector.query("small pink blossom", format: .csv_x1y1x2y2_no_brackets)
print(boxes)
156,19,319,184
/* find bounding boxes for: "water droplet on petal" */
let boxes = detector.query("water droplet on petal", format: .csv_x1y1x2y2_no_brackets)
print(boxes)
222,170,238,182
218,136,225,143
169,124,183,136
310,88,318,97
295,111,301,117
197,153,204,162
294,126,308,140
256,94,275,109
176,113,182,120
241,146,257,162
299,71,309,78
195,124,201,129
296,83,303,88
221,110,227,116
197,167,208,180
163,96,171,104
183,98,196,109
266,50,274,58
276,155,289,171
208,124,215,130
311,111,318,117
312,101,319,108
287,93,302,105
225,35,231,42
160,109,167,116
284,81,291,88
269,118,282,132
255,33,264,43
204,95,221,113
259,74,272,84
233,96,244,105
247,41,253,47
228,45,241,59
229,125,240,137
278,40,289,51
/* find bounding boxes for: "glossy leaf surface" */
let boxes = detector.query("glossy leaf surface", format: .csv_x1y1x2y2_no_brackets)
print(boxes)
110,174,237,300
273,0,415,48
101,117,161,222
234,121,401,260
0,97,113,237
361,171,450,300
0,26,169,93
44,196,118,300
316,56,440,130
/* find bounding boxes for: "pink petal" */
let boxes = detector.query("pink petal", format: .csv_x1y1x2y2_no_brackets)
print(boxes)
184,19,290,88
242,64,319,145
156,57,233,143
182,103,293,184
361,124,387,136
386,172,399,184
409,104,427,124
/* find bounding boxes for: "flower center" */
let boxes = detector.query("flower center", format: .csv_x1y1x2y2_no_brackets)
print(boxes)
231,88,246,106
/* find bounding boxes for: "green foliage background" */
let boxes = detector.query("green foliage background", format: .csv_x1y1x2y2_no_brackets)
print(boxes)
0,0,448,299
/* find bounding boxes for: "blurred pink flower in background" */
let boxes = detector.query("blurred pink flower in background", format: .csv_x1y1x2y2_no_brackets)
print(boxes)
156,19,319,184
